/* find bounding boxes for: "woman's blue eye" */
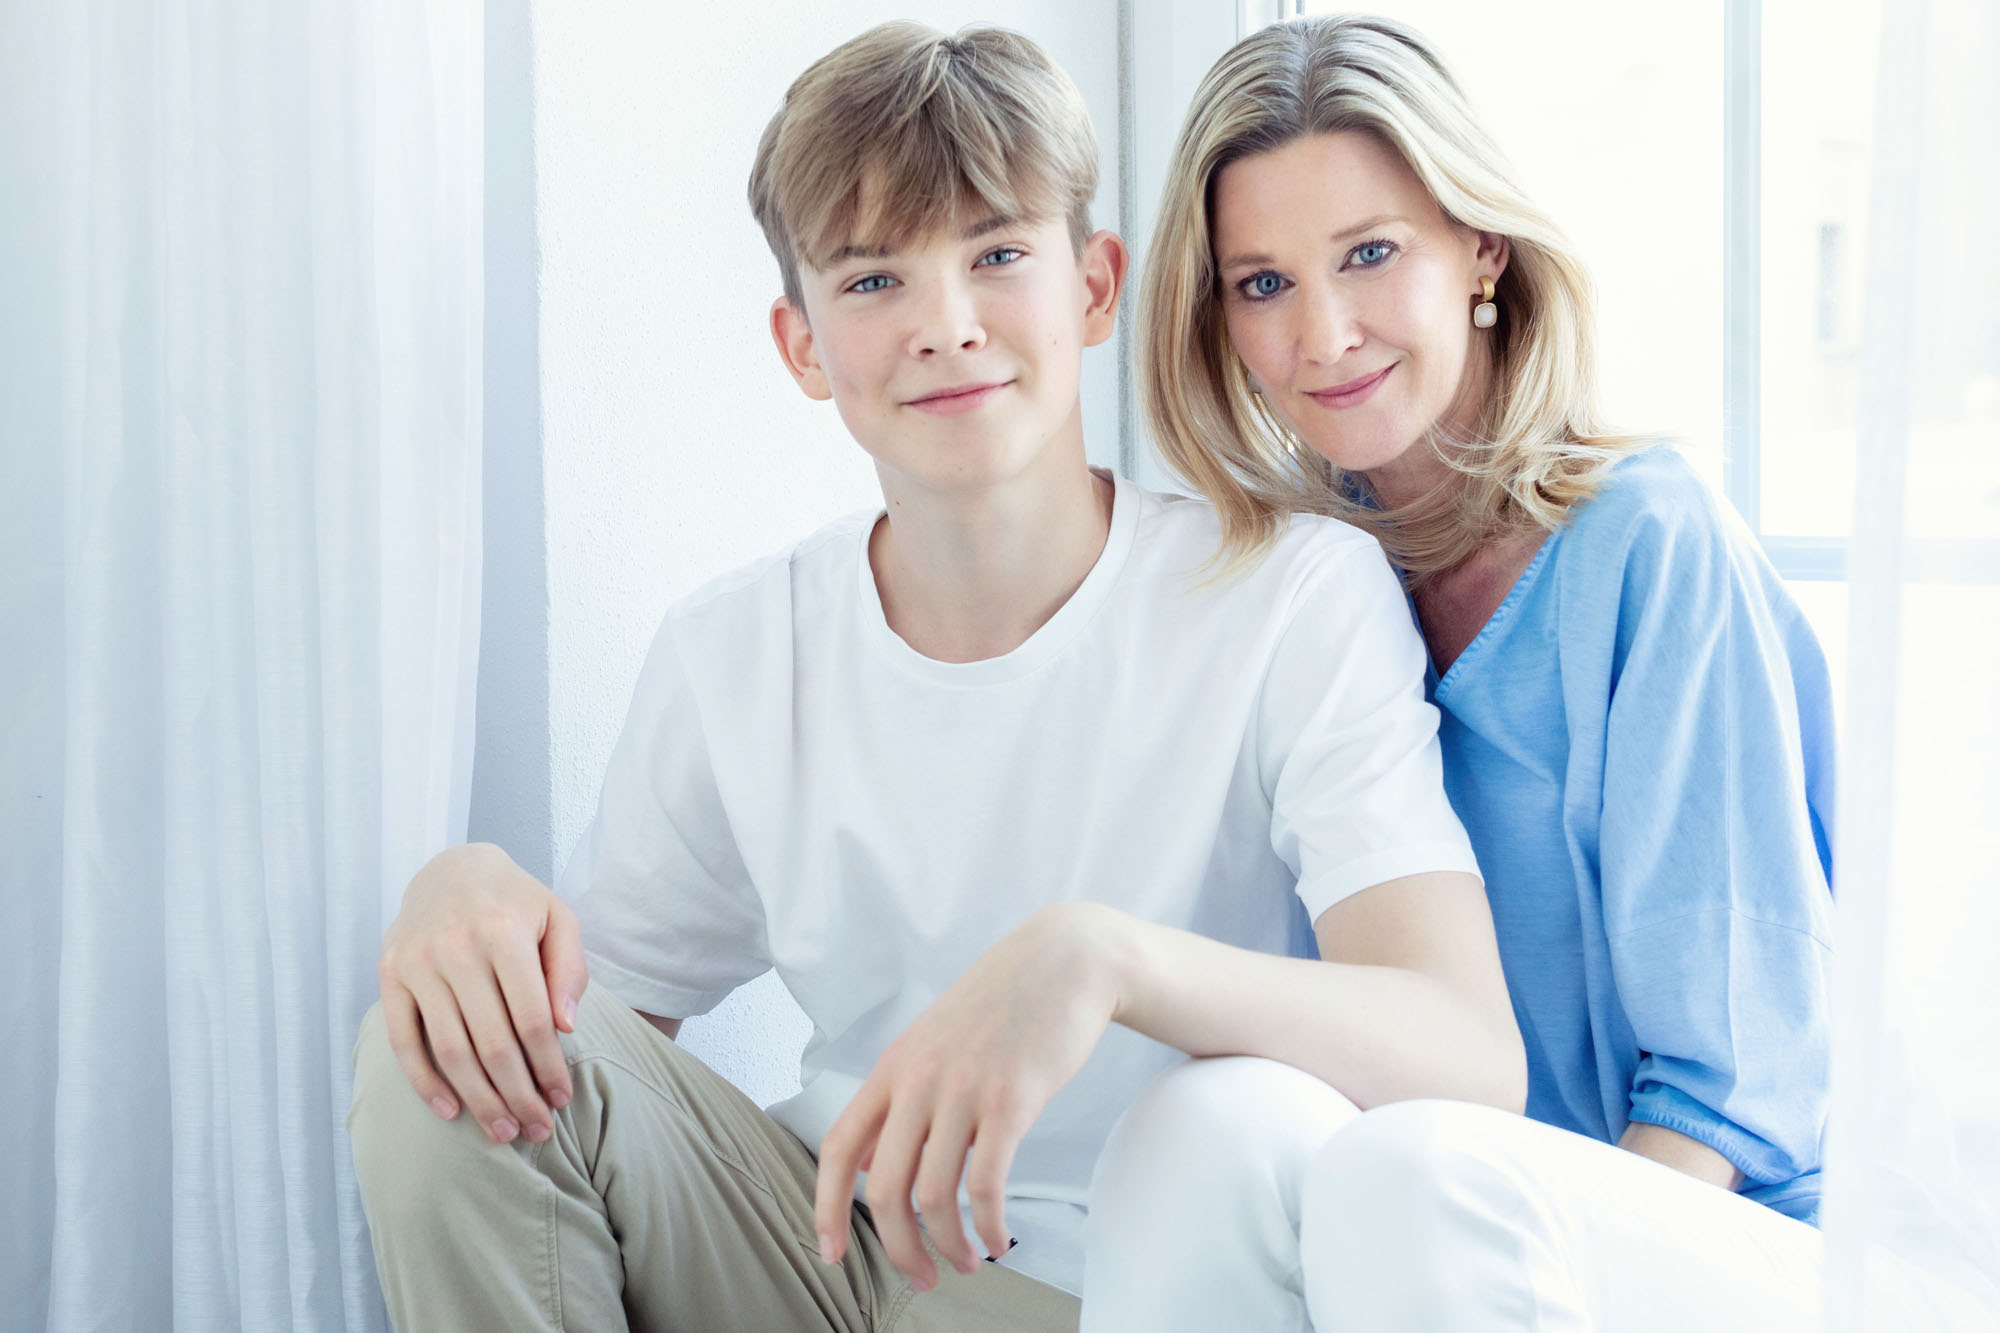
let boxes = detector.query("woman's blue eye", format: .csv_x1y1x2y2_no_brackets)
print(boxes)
1350,241,1395,267
976,246,1025,267
1245,272,1286,299
850,274,894,294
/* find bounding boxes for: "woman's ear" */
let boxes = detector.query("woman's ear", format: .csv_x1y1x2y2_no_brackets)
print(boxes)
1475,230,1512,289
769,296,833,401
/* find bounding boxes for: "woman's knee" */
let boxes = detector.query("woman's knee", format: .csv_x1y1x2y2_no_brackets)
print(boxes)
1300,1100,1553,1327
1091,1057,1359,1217
1305,1099,1522,1222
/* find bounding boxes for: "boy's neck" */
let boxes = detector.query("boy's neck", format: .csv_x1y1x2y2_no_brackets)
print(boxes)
868,430,1114,665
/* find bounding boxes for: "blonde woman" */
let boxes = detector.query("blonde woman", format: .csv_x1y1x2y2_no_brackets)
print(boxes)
1081,14,1995,1331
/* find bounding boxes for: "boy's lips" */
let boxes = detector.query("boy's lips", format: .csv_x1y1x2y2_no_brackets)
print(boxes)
1306,363,1394,409
904,380,1013,415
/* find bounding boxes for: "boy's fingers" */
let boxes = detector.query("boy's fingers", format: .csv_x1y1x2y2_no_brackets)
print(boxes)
862,1098,936,1289
408,977,513,1138
540,899,589,1036
966,1118,1025,1263
912,1103,979,1275
494,935,572,1109
439,959,554,1140
814,1087,887,1262
381,985,457,1118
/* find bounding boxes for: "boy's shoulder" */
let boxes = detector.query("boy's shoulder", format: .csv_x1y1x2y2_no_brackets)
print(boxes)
660,476,1388,657
666,505,876,631
1130,480,1391,591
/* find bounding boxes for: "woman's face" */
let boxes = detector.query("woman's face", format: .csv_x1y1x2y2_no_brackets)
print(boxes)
1210,131,1506,476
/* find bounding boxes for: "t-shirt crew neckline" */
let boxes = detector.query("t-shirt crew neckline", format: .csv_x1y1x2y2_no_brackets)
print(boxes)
855,466,1141,687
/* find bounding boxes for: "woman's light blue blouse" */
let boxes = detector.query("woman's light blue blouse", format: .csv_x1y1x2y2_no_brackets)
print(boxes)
1429,445,1835,1224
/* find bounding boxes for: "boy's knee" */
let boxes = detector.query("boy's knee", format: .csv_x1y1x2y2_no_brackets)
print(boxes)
348,1002,517,1229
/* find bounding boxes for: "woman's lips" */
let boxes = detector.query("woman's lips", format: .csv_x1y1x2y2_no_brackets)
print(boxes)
905,381,1012,415
1306,364,1394,410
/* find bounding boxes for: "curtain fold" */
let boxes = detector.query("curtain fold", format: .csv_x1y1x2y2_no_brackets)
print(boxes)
1825,0,2000,1324
2,1,482,1328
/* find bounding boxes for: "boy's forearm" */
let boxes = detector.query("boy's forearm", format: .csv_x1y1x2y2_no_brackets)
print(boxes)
1082,903,1526,1113
638,1011,683,1042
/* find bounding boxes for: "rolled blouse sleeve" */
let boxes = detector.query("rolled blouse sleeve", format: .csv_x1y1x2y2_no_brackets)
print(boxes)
1598,485,1836,1188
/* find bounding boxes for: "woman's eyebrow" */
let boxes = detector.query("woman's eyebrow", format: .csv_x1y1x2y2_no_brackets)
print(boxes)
1218,214,1408,272
1330,212,1405,240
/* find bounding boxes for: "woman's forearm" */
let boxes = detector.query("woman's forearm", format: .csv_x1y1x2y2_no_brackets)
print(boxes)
1079,902,1528,1113
1618,1121,1745,1190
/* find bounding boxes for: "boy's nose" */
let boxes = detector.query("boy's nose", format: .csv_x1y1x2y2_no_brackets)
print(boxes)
909,283,987,357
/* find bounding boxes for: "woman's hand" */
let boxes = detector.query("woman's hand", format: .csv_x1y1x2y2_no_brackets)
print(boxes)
376,842,591,1145
812,901,1124,1289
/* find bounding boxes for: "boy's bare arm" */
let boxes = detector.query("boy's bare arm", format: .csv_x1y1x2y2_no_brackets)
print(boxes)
638,1012,683,1041
814,876,1526,1289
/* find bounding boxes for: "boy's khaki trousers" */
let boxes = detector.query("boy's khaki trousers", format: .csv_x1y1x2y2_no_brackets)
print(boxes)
349,986,1081,1332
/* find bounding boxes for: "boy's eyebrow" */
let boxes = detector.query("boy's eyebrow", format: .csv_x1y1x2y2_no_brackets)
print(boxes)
827,241,892,265
1218,214,1407,271
823,215,1020,267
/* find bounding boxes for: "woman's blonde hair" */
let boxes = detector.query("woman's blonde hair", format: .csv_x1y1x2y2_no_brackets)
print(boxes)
1142,14,1638,583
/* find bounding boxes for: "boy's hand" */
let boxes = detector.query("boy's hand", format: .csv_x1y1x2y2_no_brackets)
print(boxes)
376,842,590,1146
812,902,1123,1289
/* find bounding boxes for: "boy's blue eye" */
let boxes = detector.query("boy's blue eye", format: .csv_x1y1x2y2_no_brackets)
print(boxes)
1348,240,1396,268
849,274,895,294
975,246,1026,268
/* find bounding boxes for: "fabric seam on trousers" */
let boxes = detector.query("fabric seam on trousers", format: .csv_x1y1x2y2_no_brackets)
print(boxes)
533,1138,563,1329
878,1275,918,1330
565,1050,789,1212
1496,1171,1569,1331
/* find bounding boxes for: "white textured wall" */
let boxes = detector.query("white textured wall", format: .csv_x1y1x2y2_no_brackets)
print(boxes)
493,0,1122,1106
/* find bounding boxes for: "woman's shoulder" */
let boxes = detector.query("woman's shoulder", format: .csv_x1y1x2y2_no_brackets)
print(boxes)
1557,443,1754,587
1567,443,1729,538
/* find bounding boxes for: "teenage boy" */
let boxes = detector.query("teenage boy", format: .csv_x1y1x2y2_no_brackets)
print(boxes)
348,20,1521,1333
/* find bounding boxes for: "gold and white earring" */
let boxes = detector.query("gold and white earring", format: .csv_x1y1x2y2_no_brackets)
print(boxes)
1472,276,1498,329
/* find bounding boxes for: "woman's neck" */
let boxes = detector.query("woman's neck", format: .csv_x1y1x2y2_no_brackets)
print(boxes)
1361,338,1497,511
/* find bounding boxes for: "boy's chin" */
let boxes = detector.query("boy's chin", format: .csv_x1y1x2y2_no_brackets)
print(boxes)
868,434,1071,497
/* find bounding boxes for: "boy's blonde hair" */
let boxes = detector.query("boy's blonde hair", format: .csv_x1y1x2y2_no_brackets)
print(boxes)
1142,14,1639,583
749,22,1100,308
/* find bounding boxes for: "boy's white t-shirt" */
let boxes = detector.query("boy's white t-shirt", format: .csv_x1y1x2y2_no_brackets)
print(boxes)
557,470,1480,1297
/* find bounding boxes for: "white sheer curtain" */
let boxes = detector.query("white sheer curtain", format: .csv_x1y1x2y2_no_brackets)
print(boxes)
1825,0,2000,1325
0,2,482,1329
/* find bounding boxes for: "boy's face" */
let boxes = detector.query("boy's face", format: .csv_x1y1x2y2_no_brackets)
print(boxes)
770,205,1124,496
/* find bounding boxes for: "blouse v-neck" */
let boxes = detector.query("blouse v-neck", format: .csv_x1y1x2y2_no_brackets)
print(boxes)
1426,532,1559,703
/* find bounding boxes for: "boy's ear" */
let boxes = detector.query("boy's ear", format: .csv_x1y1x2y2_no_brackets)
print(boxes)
1079,229,1130,350
770,295,833,401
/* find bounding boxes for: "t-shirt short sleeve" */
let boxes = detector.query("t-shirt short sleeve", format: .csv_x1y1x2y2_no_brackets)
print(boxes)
554,615,772,1020
1258,538,1482,922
